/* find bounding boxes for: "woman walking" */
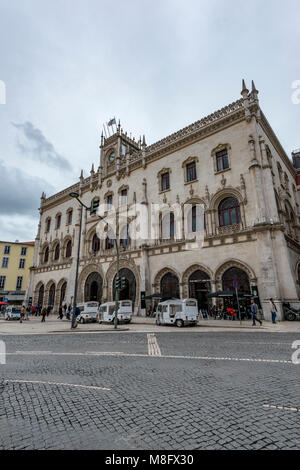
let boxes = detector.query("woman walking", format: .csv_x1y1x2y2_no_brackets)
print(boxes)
269,298,277,324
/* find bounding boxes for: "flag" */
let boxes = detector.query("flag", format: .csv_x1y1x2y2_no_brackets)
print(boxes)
107,118,116,127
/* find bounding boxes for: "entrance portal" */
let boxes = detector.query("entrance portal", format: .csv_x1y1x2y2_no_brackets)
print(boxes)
160,272,180,299
188,270,211,310
84,272,103,302
113,268,136,304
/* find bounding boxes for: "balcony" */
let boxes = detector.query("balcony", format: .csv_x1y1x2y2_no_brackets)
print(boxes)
217,223,242,235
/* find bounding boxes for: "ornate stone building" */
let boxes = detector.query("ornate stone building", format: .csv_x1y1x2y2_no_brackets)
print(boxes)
26,81,300,320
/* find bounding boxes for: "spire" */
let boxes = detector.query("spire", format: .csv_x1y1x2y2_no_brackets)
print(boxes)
117,119,121,133
142,134,146,148
100,131,104,147
241,79,249,98
90,163,95,175
251,80,259,101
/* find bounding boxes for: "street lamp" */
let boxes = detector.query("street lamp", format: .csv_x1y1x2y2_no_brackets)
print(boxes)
69,192,120,329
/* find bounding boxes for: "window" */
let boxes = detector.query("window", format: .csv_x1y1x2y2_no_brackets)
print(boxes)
106,194,113,209
161,212,176,239
161,172,170,191
44,246,49,263
216,149,229,172
120,225,130,247
0,276,6,290
21,247,27,256
2,257,8,268
92,234,100,252
54,244,60,261
67,210,73,225
65,240,72,258
218,197,241,226
186,162,197,182
19,259,25,269
4,245,10,255
105,236,114,250
56,214,61,229
120,189,128,206
46,218,51,232
16,276,23,291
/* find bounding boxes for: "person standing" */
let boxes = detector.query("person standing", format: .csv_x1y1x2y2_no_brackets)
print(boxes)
57,305,63,320
41,307,47,322
269,298,277,324
20,305,25,323
250,298,262,326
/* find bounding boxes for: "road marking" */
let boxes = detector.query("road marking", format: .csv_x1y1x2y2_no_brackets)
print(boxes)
5,379,110,391
15,350,52,354
263,404,300,412
7,351,291,363
147,333,161,356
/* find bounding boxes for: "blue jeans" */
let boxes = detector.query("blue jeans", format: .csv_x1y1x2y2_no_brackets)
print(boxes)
252,313,262,325
271,311,277,323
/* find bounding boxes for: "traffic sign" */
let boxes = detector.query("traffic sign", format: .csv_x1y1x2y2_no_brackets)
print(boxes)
233,280,238,288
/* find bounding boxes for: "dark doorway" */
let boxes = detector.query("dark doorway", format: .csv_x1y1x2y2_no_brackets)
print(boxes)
222,267,251,309
85,272,103,302
48,283,55,306
60,281,67,306
188,270,211,310
38,284,44,306
160,272,180,298
113,268,136,304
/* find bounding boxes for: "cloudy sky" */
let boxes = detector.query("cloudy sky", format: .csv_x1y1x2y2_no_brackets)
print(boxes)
0,0,299,241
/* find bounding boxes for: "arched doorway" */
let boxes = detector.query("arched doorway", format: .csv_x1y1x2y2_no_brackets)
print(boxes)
188,270,211,310
48,283,55,306
113,268,136,304
160,272,180,299
222,266,251,309
38,284,44,307
60,281,67,306
84,272,103,302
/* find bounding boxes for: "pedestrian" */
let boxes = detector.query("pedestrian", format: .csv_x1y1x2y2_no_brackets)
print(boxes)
20,305,25,323
46,305,51,317
57,305,63,320
250,298,262,326
63,303,67,315
269,298,277,324
41,307,47,322
25,306,30,321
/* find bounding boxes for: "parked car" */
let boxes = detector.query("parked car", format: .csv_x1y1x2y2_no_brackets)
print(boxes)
77,302,99,324
283,302,300,321
155,298,198,327
4,306,21,321
99,300,132,324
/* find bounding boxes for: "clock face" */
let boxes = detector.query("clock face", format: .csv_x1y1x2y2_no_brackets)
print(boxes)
108,151,115,162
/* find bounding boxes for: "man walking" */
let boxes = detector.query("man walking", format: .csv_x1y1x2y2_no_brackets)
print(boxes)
269,298,277,324
41,307,47,322
250,298,262,326
20,305,25,323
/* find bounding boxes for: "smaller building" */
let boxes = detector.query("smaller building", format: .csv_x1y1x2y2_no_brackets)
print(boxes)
0,240,34,305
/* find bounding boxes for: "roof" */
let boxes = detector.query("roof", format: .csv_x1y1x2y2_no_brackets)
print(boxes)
0,241,35,246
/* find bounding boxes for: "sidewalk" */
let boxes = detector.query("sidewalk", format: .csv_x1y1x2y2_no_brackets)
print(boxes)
0,315,300,335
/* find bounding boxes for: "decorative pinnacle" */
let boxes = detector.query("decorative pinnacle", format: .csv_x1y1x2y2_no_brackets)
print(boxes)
241,79,249,97
251,80,259,95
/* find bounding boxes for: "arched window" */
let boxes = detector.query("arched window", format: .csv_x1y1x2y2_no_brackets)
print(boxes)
105,236,114,250
38,284,44,306
120,225,130,247
66,209,73,225
65,240,72,258
48,283,55,306
92,233,100,252
44,246,49,263
60,281,67,305
187,205,204,233
45,218,51,232
218,197,241,227
54,243,60,261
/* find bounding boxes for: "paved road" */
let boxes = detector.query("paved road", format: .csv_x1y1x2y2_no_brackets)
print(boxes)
0,331,300,450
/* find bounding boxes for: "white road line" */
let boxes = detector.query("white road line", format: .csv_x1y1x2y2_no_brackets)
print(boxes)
147,333,161,356
6,351,291,363
263,404,300,412
5,379,110,391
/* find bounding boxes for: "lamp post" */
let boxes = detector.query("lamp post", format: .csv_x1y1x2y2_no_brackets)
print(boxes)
69,192,120,329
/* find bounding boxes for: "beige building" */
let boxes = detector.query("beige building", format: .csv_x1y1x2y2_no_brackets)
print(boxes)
26,81,300,320
0,240,34,304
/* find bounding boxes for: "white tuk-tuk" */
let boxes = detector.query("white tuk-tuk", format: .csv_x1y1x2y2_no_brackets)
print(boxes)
155,299,198,327
77,302,99,323
99,300,132,324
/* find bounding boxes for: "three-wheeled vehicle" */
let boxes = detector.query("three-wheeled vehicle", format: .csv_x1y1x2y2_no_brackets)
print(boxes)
77,302,99,323
155,298,198,327
98,300,132,324
4,306,21,321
